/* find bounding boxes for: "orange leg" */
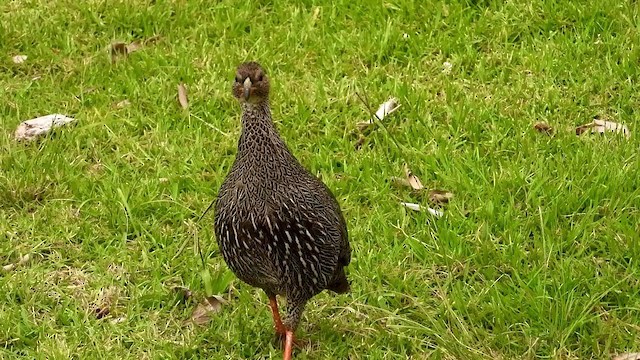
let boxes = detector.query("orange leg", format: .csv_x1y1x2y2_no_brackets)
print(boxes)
268,296,286,337
283,330,294,360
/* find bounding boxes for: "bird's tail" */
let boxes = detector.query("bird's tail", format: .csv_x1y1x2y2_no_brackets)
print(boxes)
327,266,350,294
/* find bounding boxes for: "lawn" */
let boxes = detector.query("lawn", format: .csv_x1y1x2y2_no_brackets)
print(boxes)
1,0,640,359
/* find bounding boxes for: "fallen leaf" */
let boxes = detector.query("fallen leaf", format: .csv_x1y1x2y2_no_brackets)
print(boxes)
357,97,400,131
354,134,367,150
374,98,400,120
401,202,421,211
533,122,553,135
83,87,98,95
400,202,443,217
2,254,30,272
109,316,126,324
126,40,144,54
177,83,189,109
403,164,423,190
189,296,225,326
172,286,193,302
92,286,119,320
110,42,128,60
428,189,454,205
114,100,131,109
576,118,630,138
442,61,453,74
613,353,640,360
12,55,27,64
95,307,110,319
14,114,75,141
110,35,161,62
143,35,162,46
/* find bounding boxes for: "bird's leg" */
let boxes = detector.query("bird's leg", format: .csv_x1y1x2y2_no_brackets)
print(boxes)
268,295,286,337
279,297,308,359
283,330,294,360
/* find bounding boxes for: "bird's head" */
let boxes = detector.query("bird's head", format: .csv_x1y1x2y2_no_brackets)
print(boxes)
232,61,270,104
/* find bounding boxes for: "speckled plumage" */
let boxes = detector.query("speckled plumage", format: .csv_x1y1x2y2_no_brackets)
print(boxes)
213,62,351,338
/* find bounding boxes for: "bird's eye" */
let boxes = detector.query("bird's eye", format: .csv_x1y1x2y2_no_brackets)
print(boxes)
235,74,243,83
256,72,264,82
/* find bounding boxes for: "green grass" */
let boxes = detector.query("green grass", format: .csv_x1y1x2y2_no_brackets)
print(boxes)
2,0,640,359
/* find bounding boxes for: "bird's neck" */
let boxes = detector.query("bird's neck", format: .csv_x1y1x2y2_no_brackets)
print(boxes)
240,101,274,132
238,100,284,156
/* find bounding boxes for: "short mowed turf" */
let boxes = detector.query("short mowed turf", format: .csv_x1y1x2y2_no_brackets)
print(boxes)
2,1,640,359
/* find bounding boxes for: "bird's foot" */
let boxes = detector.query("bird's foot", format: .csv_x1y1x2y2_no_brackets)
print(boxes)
274,331,307,349
283,330,294,360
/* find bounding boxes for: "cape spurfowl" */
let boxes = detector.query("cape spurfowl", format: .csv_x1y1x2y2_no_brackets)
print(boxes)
213,62,351,360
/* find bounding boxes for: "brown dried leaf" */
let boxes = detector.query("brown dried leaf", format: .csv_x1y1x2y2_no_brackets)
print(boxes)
83,87,98,95
575,123,593,135
354,134,367,150
126,40,144,54
613,353,640,360
533,122,553,135
403,164,423,190
189,296,225,326
177,83,189,109
95,307,110,319
110,42,128,59
2,254,30,271
356,121,372,132
172,286,193,302
576,118,630,138
110,36,161,62
144,35,162,46
428,190,454,205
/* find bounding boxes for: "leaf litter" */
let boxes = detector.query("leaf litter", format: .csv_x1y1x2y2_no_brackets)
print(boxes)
2,254,30,272
442,61,453,74
114,99,131,109
393,164,453,207
613,354,640,360
357,97,401,132
392,163,454,218
403,163,423,190
110,35,161,62
428,189,453,205
172,285,193,303
14,114,75,141
177,83,189,109
533,122,554,135
12,55,27,64
92,286,120,320
576,117,630,138
401,202,444,218
188,295,226,326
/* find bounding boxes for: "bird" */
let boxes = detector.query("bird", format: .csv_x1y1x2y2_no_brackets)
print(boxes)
213,61,351,360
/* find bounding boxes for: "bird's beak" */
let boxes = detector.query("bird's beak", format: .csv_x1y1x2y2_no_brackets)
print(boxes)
243,78,252,100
